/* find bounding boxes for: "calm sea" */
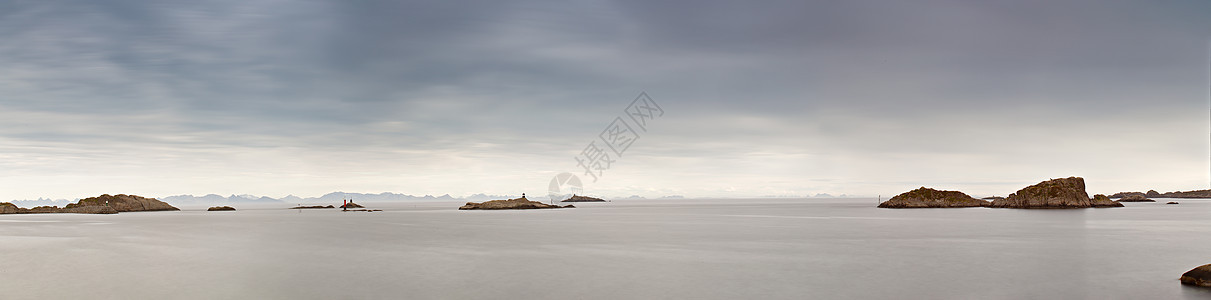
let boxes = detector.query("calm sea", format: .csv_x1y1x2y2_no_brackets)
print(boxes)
1,198,1210,299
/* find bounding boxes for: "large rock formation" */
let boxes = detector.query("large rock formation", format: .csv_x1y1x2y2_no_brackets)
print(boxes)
0,194,174,214
991,177,1119,209
561,195,606,202
1181,264,1211,287
1116,194,1155,202
459,196,573,210
1090,194,1125,208
877,187,990,208
66,194,179,212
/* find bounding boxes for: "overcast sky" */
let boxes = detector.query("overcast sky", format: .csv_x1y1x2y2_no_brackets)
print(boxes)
1,0,1209,200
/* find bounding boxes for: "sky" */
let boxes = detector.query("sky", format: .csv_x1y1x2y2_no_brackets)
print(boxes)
1,0,1210,200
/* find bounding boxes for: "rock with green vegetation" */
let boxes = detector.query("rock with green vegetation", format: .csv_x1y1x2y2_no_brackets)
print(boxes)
1089,194,1124,208
207,206,236,211
990,177,1115,209
877,187,989,208
1181,264,1211,287
459,196,573,210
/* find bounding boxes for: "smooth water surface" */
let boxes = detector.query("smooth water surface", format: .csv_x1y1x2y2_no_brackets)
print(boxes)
2,198,1210,299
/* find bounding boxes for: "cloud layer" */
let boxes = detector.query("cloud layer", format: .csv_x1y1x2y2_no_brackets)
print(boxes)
1,0,1209,199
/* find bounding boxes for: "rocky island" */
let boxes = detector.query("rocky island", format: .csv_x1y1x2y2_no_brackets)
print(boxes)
561,195,606,202
1116,194,1155,202
1111,189,1211,199
880,177,1123,209
207,206,236,211
990,177,1122,208
877,187,989,208
290,205,335,209
0,194,179,214
459,196,574,210
1182,264,1211,287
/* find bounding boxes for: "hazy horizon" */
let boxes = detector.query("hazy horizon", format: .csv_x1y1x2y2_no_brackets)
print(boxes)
2,0,1210,200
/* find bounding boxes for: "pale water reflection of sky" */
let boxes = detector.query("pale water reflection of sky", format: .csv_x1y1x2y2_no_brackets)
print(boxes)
1,0,1209,199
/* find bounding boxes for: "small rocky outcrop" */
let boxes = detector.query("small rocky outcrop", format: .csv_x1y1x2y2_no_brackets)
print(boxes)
459,196,573,210
990,177,1118,209
1090,194,1124,208
1109,192,1146,199
877,187,990,208
1116,194,1155,202
1181,264,1211,287
1,194,172,214
561,195,606,202
290,205,335,209
1167,202,1179,205
340,202,365,209
207,206,236,211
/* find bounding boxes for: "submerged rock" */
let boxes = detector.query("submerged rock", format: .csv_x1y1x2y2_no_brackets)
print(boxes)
459,196,573,210
990,177,1116,209
1181,264,1211,287
1117,194,1155,202
877,187,989,208
561,195,606,202
1090,194,1124,208
207,206,236,211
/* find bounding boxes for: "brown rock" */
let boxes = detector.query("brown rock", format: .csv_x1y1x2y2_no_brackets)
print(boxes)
459,196,571,210
1090,194,1124,208
561,195,606,202
65,194,179,212
0,202,23,214
207,206,236,211
877,187,990,208
990,177,1115,209
1,195,165,215
1117,194,1155,202
1181,264,1211,287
